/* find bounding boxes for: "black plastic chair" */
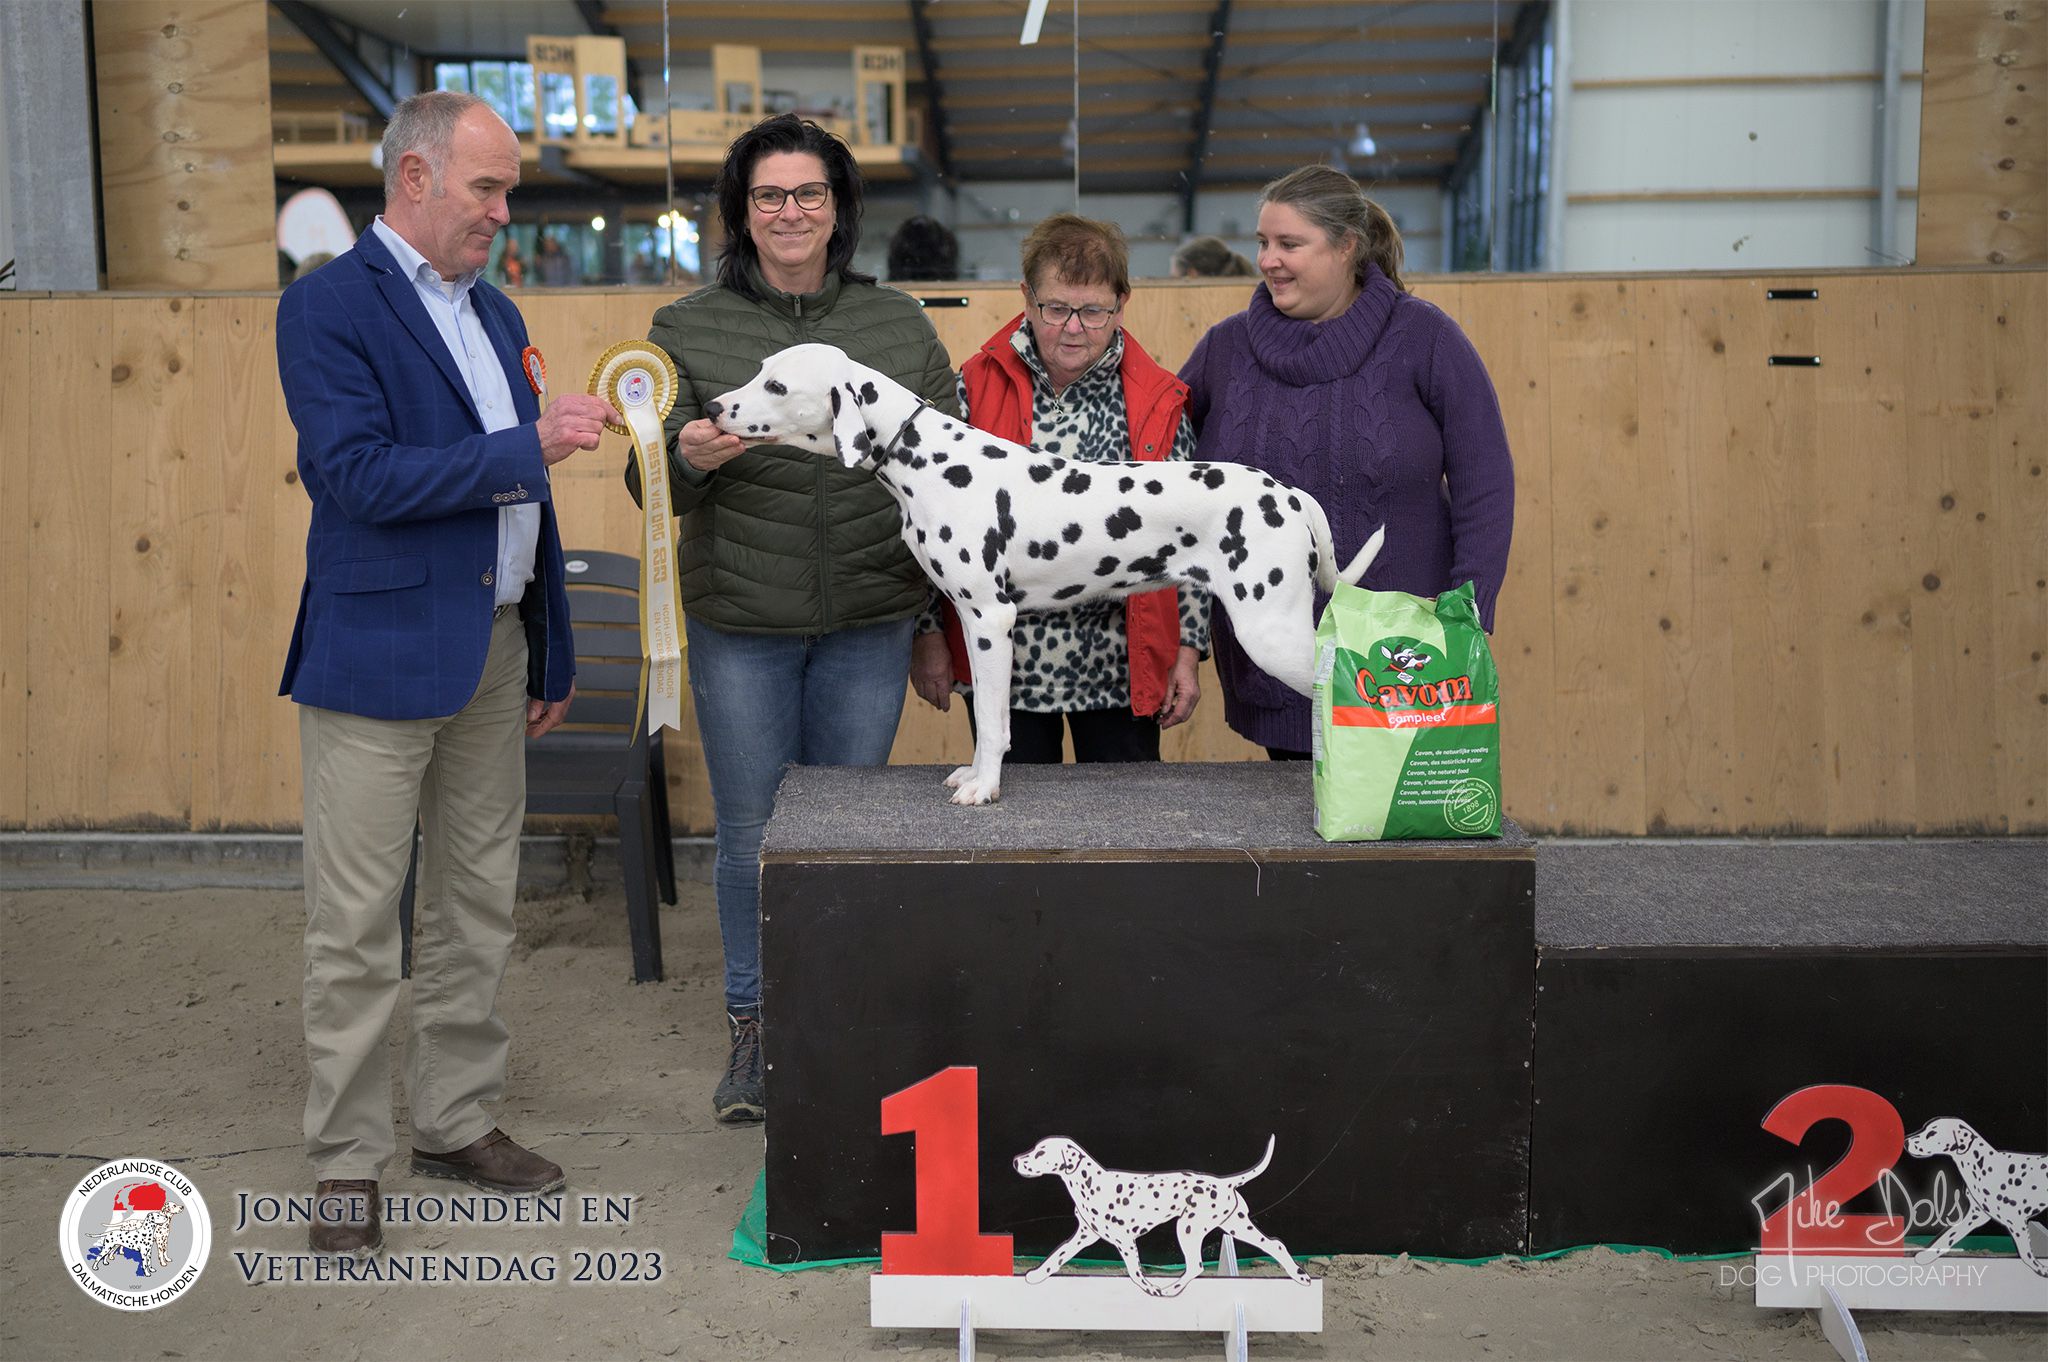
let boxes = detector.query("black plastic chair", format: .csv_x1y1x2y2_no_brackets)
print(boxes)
400,549,677,982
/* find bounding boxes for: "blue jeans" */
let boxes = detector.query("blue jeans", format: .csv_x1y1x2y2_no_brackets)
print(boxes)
686,615,915,1011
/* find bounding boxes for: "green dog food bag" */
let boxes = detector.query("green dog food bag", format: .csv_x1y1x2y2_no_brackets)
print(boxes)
1312,579,1502,840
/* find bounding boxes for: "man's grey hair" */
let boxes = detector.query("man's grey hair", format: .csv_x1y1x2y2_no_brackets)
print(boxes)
381,90,496,200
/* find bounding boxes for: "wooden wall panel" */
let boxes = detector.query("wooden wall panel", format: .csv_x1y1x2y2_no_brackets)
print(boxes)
193,297,301,829
105,298,197,825
25,301,112,825
1813,278,1917,831
1635,278,1741,831
2,271,2042,834
1547,280,1648,833
1987,271,2048,832
0,304,31,825
1460,282,1559,829
1904,274,2005,830
1917,1,2046,266
93,1,276,290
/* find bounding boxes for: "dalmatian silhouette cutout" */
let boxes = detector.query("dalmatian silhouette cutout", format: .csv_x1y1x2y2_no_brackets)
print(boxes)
1906,1118,2048,1276
1012,1135,1312,1297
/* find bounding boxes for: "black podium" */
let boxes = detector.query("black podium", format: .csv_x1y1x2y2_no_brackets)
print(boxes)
758,763,1536,1265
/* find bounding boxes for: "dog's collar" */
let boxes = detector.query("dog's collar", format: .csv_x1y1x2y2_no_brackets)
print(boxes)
877,403,928,458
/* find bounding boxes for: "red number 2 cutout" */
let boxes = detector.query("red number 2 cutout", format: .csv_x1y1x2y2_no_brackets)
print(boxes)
879,1066,1015,1275
1758,1084,1906,1252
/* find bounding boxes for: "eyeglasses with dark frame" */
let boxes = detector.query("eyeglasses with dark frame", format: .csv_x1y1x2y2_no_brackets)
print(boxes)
748,182,831,213
1029,294,1122,330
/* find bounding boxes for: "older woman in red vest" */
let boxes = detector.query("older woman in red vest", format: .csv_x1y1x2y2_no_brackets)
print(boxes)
908,214,1205,761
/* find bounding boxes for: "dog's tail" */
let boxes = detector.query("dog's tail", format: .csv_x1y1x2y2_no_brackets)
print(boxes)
1307,495,1385,593
1225,1134,1278,1188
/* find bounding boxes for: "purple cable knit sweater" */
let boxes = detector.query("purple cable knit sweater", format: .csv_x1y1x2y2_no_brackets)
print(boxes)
1179,267,1514,752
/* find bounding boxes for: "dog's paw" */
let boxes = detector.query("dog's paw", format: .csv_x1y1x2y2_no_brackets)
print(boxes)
1159,1277,1192,1298
943,765,973,790
1913,1248,1941,1265
1024,1266,1051,1285
949,776,1001,806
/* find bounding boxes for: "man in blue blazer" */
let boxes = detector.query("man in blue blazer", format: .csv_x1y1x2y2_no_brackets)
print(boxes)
277,91,619,1256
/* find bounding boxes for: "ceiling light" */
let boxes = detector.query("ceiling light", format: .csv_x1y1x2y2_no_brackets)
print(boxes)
590,215,606,232
1349,122,1377,158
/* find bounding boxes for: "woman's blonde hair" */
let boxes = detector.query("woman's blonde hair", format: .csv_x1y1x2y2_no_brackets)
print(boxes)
1258,164,1406,293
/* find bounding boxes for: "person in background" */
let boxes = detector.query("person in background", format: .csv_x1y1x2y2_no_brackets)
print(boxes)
912,213,1205,762
275,91,620,1256
499,234,525,287
627,114,956,1125
1178,165,1513,759
533,232,577,287
1171,235,1257,278
886,214,960,281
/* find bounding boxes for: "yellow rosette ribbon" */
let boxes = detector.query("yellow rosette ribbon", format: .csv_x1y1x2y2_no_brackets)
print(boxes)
590,341,685,735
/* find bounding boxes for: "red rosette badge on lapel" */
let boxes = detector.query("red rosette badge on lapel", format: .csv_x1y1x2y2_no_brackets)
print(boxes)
520,345,548,400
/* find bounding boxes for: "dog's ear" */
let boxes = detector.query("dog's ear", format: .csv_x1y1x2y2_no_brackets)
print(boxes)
828,382,875,468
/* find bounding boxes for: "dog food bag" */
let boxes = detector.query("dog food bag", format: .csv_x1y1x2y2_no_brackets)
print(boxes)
1311,579,1502,840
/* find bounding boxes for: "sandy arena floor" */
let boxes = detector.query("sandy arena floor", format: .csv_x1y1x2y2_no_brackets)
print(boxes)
3,881,2042,1361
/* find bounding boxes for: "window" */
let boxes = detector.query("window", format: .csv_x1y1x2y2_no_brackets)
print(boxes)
432,60,536,135
1444,3,1554,272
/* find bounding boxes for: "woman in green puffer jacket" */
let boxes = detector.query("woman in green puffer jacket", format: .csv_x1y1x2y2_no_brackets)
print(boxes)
625,114,956,1126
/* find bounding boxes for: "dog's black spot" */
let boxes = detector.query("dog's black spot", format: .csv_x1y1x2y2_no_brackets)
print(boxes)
1252,582,1265,601
1126,544,1174,577
940,525,952,542
763,379,787,397
1105,507,1143,540
1061,470,1092,495
944,465,973,488
1052,584,1086,601
1185,565,1210,584
970,607,982,619
858,381,879,405
1234,582,1248,601
1029,464,1054,483
901,422,922,449
908,454,927,470
981,443,1008,459
1180,532,1197,548
1219,507,1249,570
915,528,926,542
930,450,947,464
929,558,943,577
1026,538,1059,561
1118,476,1135,493
995,489,1016,543
959,548,970,563
1259,493,1285,528
1062,522,1083,544
1203,467,1227,489
1260,476,1276,488
1095,556,1120,577
976,637,991,651
828,388,840,415
1288,494,1301,512
954,430,965,441
1269,567,1284,586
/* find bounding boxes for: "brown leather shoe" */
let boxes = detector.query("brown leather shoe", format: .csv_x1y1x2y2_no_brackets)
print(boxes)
410,1128,565,1195
308,1179,381,1255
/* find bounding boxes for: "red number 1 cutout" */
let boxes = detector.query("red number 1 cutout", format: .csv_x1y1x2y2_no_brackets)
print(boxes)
879,1066,1014,1275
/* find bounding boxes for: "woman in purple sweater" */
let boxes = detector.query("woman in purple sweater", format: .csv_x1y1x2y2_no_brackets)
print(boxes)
1179,166,1515,758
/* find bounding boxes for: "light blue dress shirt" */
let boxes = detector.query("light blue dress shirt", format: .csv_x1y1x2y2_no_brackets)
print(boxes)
371,217,537,608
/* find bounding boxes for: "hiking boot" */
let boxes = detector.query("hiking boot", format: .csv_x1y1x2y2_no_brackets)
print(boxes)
714,1012,765,1124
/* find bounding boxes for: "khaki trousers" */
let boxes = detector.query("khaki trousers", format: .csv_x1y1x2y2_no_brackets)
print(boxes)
299,608,529,1180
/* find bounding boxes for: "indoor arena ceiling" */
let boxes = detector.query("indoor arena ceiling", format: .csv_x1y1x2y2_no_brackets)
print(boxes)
277,1,1530,195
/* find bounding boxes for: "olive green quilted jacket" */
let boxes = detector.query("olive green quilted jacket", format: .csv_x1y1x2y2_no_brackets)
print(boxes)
625,267,957,633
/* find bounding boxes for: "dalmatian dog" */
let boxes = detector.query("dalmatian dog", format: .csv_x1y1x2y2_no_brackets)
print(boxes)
1906,1118,2048,1275
708,343,1383,806
87,1203,183,1275
1012,1135,1310,1297
1380,643,1433,684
